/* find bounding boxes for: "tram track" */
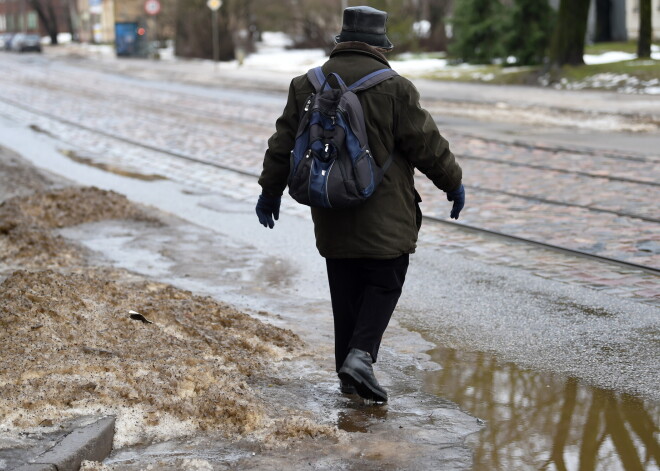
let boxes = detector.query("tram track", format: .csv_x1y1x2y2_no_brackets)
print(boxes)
446,129,660,164
456,153,659,187
14,82,657,193
4,64,659,166
2,82,657,223
0,92,657,276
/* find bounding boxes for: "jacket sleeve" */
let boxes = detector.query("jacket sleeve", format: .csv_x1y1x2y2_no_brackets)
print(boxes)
394,79,462,193
258,80,300,198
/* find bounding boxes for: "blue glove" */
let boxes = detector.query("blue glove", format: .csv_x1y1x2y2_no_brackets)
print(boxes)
446,184,465,220
255,194,281,228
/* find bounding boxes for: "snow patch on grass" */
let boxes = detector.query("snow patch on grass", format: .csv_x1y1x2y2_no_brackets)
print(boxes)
584,51,636,65
584,50,660,64
547,72,660,94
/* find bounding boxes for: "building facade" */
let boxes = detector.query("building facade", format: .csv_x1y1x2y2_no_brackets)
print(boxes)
76,0,115,42
0,0,42,34
0,0,72,38
626,0,660,39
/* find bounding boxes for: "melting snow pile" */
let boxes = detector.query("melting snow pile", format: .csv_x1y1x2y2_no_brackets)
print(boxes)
0,187,148,269
0,169,338,449
0,268,310,447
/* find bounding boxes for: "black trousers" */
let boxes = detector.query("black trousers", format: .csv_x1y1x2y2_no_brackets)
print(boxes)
326,254,409,373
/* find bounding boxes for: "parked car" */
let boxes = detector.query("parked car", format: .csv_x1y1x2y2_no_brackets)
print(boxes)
11,34,42,53
0,33,16,51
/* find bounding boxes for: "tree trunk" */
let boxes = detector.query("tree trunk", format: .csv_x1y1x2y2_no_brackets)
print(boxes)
29,0,59,44
47,1,58,44
175,0,235,60
425,0,451,51
548,0,591,66
637,0,652,58
594,0,612,42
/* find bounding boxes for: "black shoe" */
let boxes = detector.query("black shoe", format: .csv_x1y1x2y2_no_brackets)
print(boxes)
338,348,388,402
339,379,357,395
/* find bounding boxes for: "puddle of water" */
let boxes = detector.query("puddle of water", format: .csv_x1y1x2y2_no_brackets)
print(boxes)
424,347,660,471
59,148,167,181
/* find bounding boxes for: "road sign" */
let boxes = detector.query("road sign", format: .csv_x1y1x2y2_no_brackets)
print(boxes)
89,0,102,15
207,0,222,11
144,0,161,16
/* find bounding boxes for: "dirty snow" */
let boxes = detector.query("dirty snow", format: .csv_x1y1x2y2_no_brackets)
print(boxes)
0,154,338,450
546,73,660,95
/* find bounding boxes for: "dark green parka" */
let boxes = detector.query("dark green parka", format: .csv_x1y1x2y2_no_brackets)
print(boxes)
258,41,462,259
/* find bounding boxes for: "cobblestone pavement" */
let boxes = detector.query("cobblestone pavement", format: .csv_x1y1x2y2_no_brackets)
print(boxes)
0,53,658,306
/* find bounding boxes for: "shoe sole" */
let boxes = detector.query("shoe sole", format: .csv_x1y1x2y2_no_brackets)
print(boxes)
338,367,387,403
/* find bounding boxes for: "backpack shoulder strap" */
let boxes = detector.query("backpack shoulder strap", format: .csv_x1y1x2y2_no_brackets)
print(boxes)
307,67,349,93
306,67,325,93
349,69,398,173
349,68,399,92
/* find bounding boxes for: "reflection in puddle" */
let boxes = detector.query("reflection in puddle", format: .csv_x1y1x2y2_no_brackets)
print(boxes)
425,348,660,470
337,402,388,433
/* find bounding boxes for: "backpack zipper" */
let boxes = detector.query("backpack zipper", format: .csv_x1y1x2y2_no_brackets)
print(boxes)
325,160,335,208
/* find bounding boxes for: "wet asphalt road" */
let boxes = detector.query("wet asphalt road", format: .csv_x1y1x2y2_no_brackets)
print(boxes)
0,50,658,469
0,103,657,404
0,51,659,270
0,50,657,399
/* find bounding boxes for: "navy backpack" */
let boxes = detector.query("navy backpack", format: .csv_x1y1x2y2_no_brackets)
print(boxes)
288,66,399,208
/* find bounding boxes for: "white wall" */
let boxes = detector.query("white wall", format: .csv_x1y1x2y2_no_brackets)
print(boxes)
626,0,660,39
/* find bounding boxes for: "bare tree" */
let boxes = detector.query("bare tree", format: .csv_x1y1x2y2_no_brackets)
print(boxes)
28,0,59,44
637,0,652,58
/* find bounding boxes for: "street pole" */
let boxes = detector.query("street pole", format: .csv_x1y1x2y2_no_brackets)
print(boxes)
341,0,348,14
154,14,159,49
212,9,219,70
21,0,27,33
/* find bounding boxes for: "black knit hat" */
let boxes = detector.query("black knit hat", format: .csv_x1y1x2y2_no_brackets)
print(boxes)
335,6,394,50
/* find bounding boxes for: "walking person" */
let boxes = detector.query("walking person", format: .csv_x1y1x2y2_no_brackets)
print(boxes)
256,6,464,402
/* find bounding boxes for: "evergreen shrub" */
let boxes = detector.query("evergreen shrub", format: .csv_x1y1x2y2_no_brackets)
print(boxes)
449,0,506,64
503,0,555,66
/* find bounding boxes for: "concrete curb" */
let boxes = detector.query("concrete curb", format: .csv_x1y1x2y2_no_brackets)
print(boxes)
13,416,115,471
11,465,57,471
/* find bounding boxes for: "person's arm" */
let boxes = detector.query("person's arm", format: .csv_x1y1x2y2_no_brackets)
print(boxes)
258,80,300,198
394,79,462,193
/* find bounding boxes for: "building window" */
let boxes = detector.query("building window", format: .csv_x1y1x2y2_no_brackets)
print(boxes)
27,11,37,30
7,14,13,31
0,15,5,32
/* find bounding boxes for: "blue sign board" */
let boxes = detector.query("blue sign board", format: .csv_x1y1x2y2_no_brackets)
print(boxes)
115,22,138,56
